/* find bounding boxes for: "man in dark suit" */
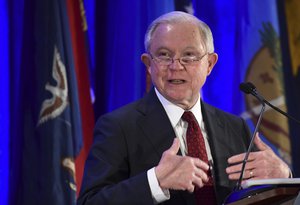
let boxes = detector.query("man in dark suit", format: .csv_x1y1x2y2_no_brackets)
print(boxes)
78,11,290,205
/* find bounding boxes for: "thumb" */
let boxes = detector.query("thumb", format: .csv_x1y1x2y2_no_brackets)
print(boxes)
168,138,180,155
254,132,270,151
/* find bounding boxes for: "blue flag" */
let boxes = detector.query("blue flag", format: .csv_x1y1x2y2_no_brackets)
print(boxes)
230,0,291,165
279,0,300,176
193,0,291,166
9,0,83,204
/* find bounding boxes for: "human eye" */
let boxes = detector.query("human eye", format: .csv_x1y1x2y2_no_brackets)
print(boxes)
181,56,195,64
181,52,199,64
156,51,171,59
183,51,197,58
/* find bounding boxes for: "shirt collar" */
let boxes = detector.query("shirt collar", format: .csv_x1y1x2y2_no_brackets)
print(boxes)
154,88,203,128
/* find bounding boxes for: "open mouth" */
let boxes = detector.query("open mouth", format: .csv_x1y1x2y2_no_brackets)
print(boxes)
168,79,186,84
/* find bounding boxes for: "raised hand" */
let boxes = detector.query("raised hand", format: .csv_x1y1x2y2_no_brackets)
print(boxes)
226,133,290,181
155,138,210,192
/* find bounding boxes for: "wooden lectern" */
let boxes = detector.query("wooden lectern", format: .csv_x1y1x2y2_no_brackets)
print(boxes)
223,179,300,205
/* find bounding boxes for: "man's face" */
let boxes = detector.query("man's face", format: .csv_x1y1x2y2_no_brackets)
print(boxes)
142,22,218,109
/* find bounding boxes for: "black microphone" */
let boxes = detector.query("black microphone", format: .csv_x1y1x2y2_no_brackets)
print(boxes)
234,82,266,191
240,82,300,125
224,82,300,203
235,82,300,190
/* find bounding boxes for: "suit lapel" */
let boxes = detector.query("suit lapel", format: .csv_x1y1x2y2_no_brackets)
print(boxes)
202,101,247,162
136,90,196,204
202,101,243,204
201,101,229,156
136,89,176,159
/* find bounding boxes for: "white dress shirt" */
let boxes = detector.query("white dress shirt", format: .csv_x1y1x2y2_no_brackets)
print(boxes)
147,88,213,204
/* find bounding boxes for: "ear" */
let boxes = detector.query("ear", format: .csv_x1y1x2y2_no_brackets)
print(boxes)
141,53,152,74
206,53,218,76
141,53,151,67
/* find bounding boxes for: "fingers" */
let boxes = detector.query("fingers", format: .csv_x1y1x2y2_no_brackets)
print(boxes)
181,159,209,192
227,133,290,180
184,160,209,193
253,133,270,151
226,161,254,174
227,133,272,165
227,170,255,180
227,152,256,165
227,133,264,165
194,157,210,172
226,160,257,180
155,138,212,192
227,168,257,180
156,152,210,191
168,138,181,155
193,159,209,182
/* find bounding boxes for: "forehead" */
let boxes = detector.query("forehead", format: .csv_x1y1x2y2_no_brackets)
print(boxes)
150,22,205,52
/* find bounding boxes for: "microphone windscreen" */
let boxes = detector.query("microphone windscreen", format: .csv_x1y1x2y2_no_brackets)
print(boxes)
239,82,253,94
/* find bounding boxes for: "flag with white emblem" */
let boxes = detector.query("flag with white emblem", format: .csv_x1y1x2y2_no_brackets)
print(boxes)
9,0,85,204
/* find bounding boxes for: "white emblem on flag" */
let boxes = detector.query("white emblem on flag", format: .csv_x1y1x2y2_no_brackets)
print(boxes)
62,157,77,192
37,46,68,126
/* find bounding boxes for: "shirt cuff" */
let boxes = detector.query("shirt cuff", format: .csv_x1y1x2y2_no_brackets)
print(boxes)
147,167,170,204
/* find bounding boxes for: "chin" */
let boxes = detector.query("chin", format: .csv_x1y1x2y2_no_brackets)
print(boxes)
166,95,189,105
166,92,197,108
166,90,188,100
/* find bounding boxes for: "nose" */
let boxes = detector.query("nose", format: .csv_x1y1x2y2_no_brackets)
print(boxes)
169,58,184,70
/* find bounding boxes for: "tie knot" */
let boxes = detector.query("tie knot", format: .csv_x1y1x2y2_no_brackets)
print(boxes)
182,111,197,124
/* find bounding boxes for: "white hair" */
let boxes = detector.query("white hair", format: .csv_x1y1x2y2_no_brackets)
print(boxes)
144,11,214,53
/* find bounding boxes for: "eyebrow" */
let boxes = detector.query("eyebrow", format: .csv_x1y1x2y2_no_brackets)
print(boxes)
153,46,202,56
155,46,200,51
154,46,171,51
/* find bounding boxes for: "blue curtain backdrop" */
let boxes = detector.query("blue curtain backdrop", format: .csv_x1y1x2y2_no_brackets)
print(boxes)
2,0,300,204
92,0,175,118
193,0,241,114
0,0,9,204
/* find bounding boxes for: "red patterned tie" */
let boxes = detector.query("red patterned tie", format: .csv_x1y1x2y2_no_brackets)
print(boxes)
182,111,216,205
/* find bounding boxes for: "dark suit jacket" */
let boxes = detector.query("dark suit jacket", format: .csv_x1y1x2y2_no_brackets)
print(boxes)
77,89,251,205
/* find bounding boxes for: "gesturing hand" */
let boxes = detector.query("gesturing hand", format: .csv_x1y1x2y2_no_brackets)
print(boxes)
226,133,290,181
155,138,210,193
